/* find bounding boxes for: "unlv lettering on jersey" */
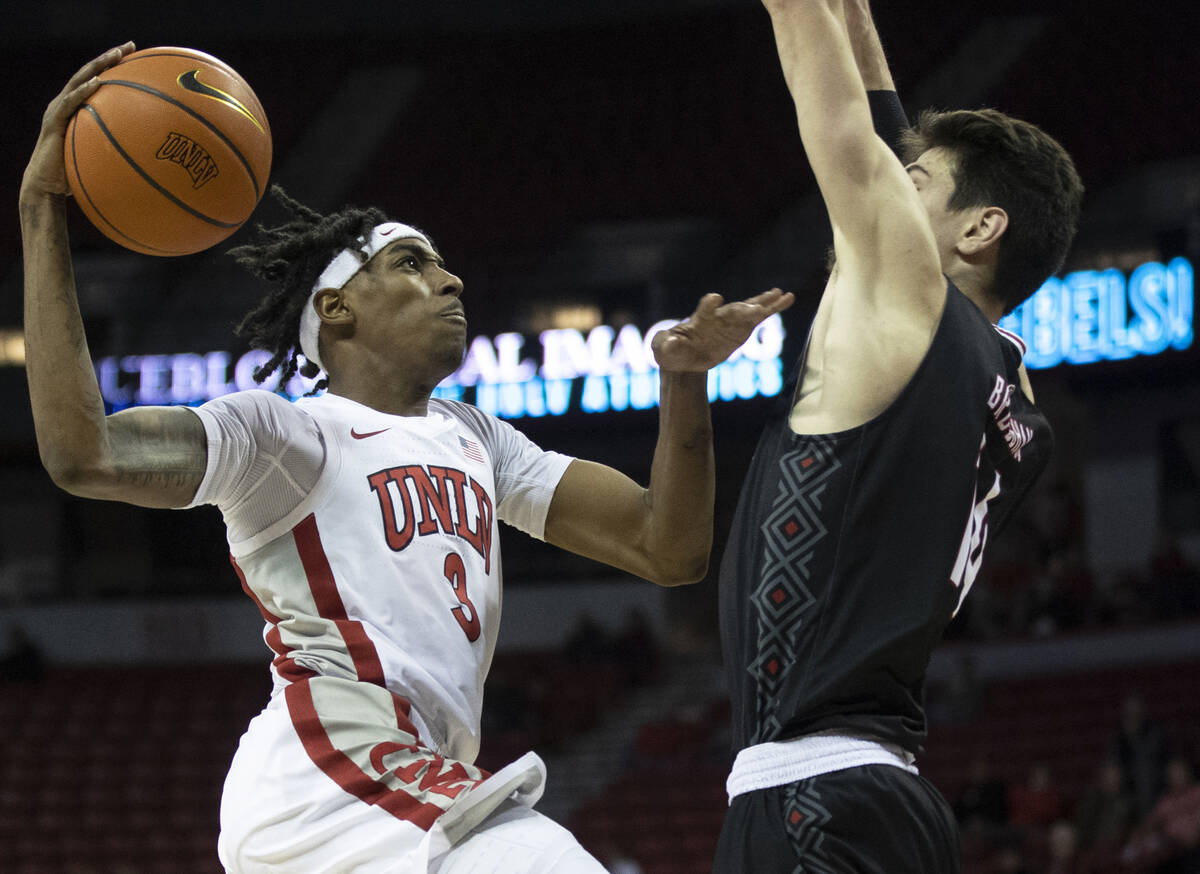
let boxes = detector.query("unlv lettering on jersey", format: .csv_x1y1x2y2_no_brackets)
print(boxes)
369,740,479,800
367,465,495,572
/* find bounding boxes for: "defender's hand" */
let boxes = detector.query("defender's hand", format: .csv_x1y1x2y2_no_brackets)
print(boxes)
20,42,135,203
652,289,794,373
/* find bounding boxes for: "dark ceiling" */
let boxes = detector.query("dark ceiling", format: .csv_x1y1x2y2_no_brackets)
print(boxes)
4,0,1199,337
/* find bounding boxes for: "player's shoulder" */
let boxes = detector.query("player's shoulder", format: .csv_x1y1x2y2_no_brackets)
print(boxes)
198,388,316,434
199,387,279,407
430,398,545,459
431,397,498,433
198,387,293,417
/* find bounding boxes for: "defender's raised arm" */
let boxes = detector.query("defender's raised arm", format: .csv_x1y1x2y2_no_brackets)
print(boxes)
760,0,940,313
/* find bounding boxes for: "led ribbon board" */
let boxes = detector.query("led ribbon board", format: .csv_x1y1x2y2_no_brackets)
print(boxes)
93,258,1195,414
999,257,1193,369
96,314,787,417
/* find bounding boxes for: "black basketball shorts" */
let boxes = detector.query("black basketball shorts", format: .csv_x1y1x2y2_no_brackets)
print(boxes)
712,764,960,873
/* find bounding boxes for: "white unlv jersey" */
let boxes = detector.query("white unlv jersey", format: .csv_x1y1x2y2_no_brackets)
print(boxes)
189,390,572,765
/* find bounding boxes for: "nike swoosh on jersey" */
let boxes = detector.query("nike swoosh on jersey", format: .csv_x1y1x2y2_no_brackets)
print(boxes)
177,69,266,133
351,427,392,440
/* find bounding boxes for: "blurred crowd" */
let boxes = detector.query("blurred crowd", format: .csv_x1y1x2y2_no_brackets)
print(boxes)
948,480,1200,642
953,694,1200,874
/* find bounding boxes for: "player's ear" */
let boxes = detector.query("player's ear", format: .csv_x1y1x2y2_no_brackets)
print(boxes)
960,206,1008,256
314,287,354,327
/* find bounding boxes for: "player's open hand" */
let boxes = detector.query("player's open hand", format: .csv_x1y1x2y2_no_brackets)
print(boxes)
21,42,136,204
652,288,794,373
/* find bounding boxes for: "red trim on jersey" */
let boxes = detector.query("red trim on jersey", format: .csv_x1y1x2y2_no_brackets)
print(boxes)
231,555,315,683
293,514,388,687
285,679,447,831
994,323,1028,357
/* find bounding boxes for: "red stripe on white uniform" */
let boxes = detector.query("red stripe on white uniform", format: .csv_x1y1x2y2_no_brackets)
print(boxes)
285,679,447,831
231,554,315,683
291,514,413,729
292,513,388,686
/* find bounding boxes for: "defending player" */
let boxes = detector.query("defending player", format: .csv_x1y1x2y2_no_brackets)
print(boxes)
21,45,793,873
713,1,1083,870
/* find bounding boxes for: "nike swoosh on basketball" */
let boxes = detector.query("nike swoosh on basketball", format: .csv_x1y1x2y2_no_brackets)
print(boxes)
177,69,266,133
351,427,391,440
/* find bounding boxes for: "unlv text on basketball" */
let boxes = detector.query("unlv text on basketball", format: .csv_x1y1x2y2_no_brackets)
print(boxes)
156,131,219,188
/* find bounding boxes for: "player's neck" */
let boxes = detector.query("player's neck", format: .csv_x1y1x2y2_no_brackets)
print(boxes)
324,374,434,418
946,264,1004,324
322,343,458,417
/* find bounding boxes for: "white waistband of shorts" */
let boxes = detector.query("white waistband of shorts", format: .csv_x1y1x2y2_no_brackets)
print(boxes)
726,734,918,804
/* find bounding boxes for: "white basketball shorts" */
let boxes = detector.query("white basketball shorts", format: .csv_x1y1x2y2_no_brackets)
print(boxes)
218,697,605,873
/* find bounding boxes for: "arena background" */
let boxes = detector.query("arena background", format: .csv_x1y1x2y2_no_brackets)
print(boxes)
1,1,1199,871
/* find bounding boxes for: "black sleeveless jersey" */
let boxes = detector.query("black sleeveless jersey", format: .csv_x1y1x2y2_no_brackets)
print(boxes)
718,282,1052,756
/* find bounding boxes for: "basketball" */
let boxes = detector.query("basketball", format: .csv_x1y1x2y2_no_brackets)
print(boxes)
63,47,272,256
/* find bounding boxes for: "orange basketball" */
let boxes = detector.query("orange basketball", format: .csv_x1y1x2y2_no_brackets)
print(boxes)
64,46,272,256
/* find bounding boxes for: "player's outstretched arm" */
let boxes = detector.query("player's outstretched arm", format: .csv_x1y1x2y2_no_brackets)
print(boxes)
543,290,794,586
21,44,208,510
762,0,939,311
846,0,912,160
844,0,893,92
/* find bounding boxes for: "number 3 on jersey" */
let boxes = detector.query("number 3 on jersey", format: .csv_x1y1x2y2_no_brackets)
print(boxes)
443,553,481,641
950,435,1002,617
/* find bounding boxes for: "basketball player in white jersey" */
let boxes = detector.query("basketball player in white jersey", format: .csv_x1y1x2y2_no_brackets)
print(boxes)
20,44,794,873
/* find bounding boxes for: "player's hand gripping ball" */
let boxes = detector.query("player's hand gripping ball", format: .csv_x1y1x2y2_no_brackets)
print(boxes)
63,46,272,256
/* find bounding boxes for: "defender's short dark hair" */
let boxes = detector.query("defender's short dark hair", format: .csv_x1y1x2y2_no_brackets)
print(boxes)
900,109,1084,314
227,185,394,392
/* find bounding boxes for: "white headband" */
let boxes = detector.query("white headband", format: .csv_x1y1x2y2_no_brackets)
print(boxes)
298,221,431,372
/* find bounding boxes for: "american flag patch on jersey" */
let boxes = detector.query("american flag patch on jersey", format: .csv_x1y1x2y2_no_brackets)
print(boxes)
459,435,485,464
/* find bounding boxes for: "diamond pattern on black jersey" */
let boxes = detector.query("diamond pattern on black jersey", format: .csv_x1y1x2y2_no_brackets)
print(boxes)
783,778,835,874
748,437,840,744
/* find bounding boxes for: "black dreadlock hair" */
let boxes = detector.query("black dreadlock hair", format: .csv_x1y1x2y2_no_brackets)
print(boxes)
228,185,391,394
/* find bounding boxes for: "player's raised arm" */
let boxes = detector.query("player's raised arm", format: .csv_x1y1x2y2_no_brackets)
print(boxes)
761,0,940,313
543,289,793,586
845,0,894,93
20,44,208,509
845,0,914,157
